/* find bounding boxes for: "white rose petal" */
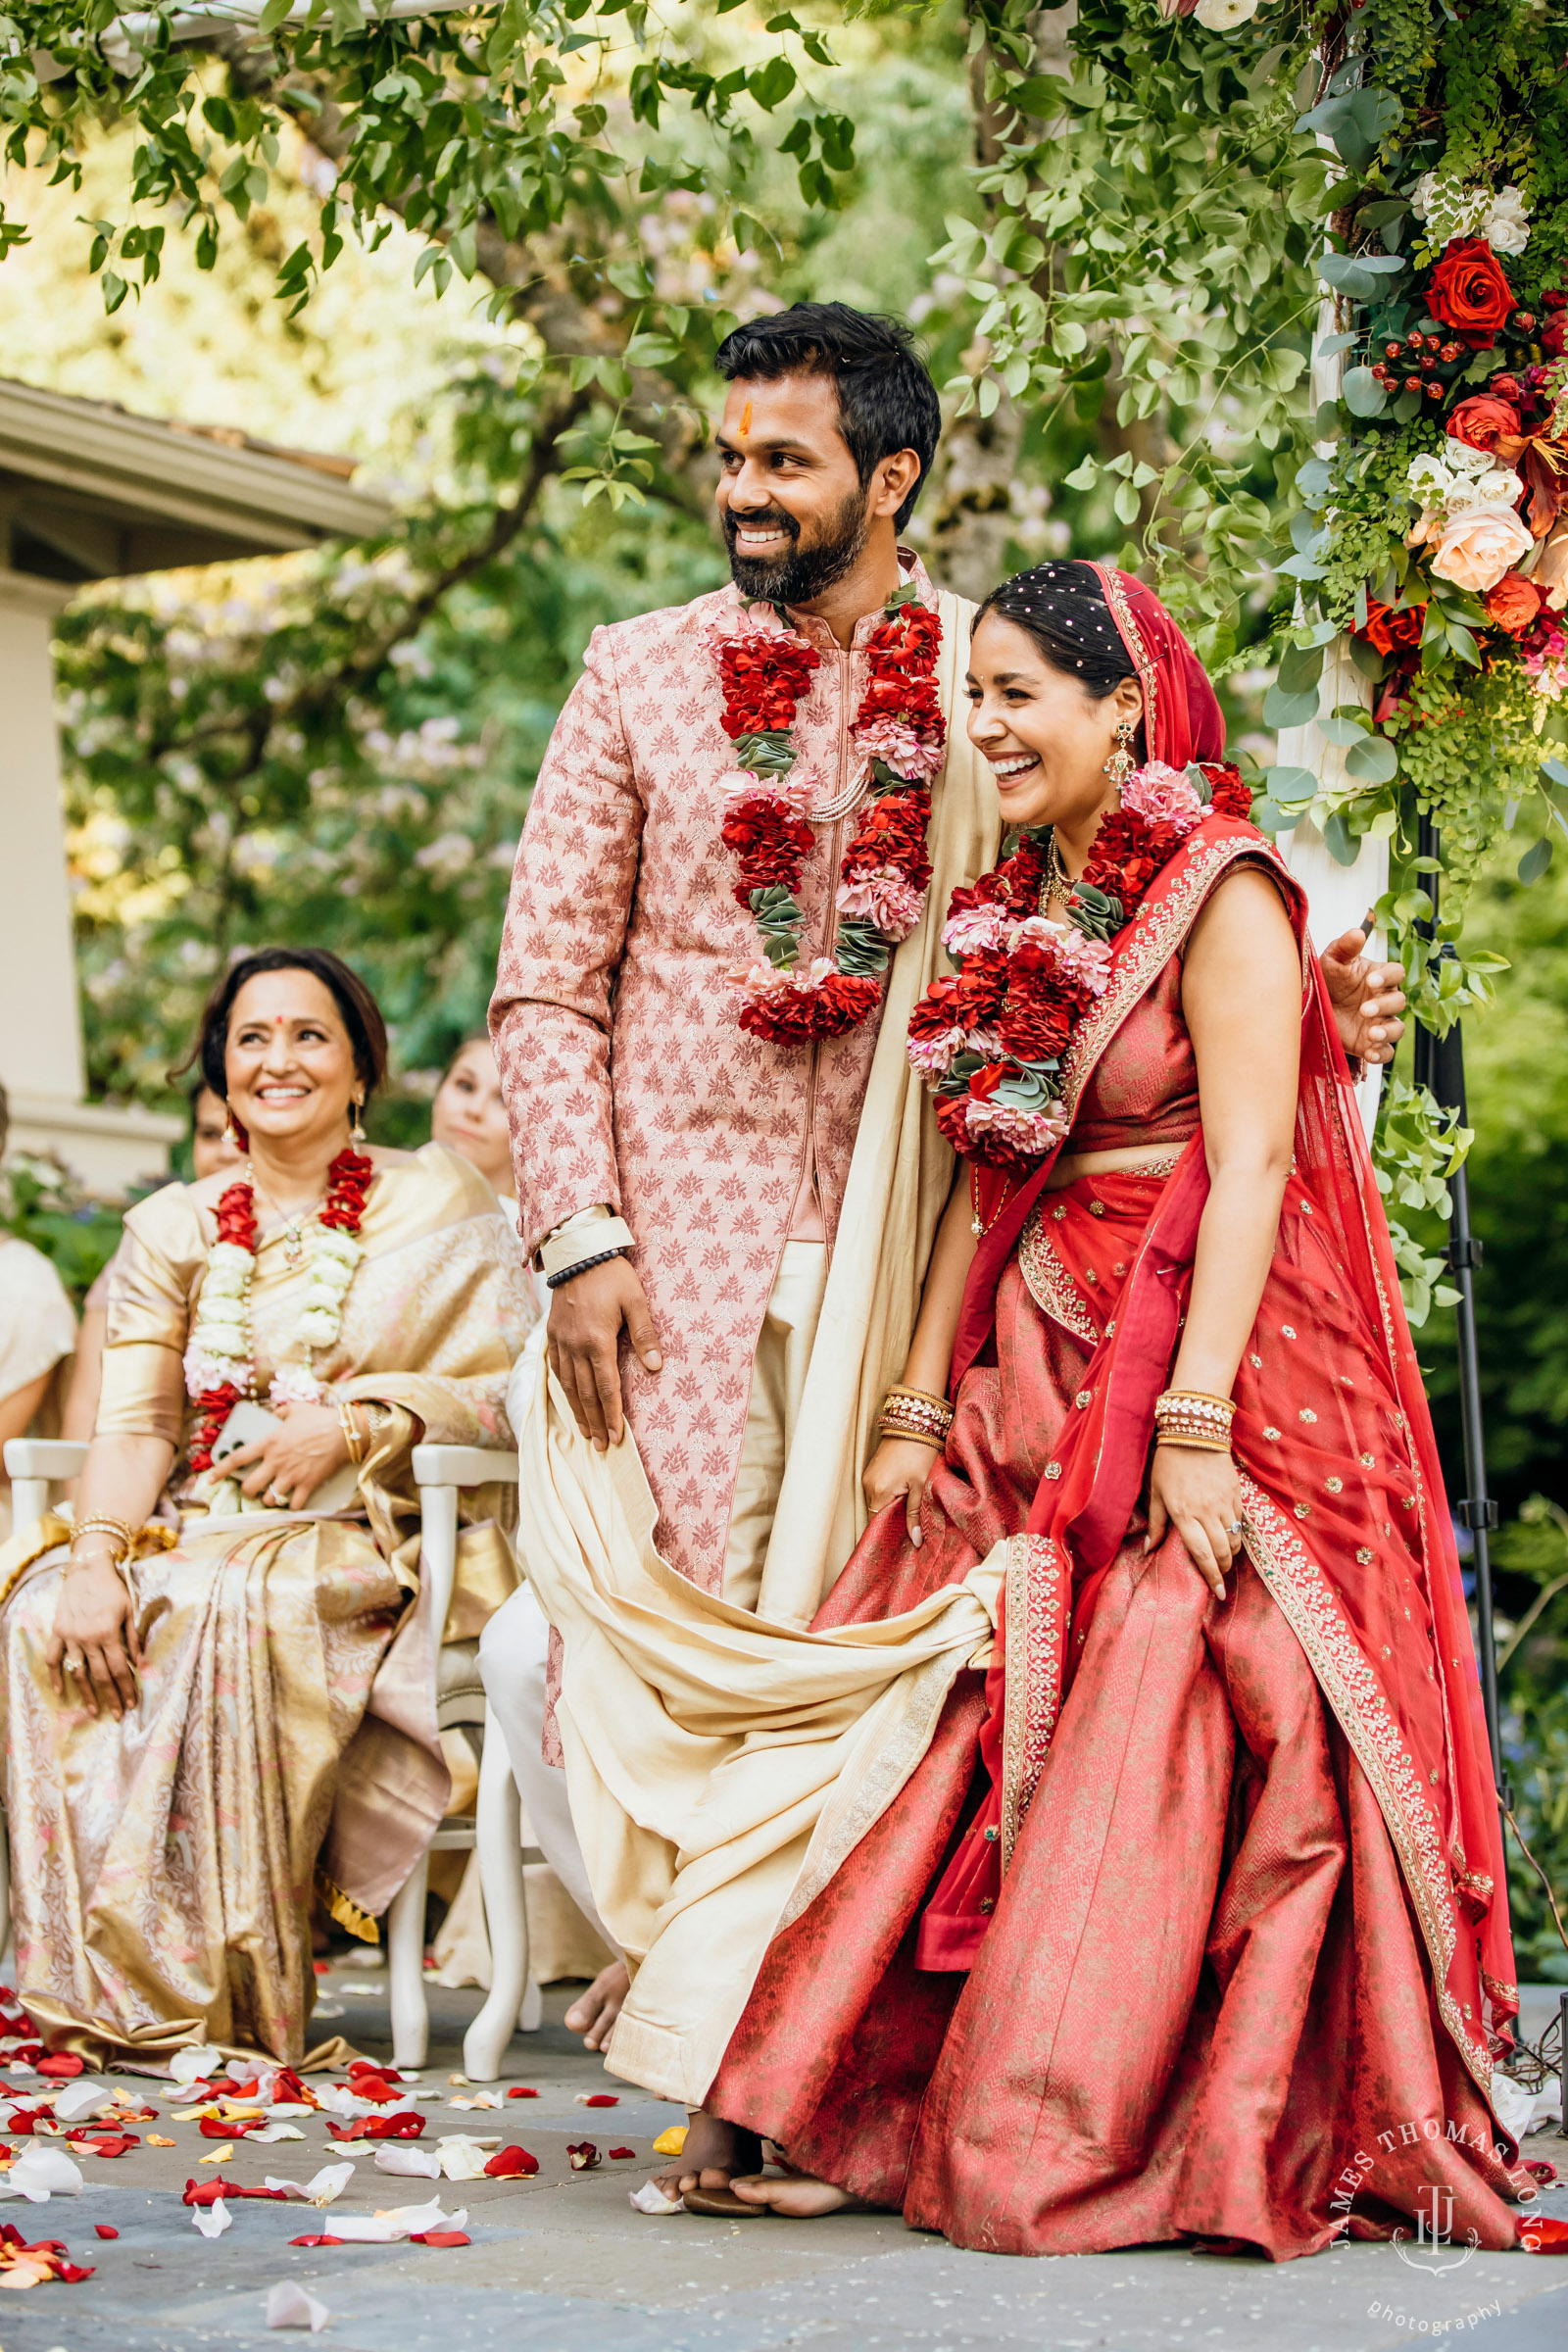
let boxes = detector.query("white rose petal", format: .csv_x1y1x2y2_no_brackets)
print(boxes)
1194,0,1258,24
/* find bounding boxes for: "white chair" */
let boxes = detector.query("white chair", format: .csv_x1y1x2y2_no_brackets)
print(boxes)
1,1435,541,2080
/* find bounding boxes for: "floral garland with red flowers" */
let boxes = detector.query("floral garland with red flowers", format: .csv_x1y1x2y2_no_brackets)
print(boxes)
184,1146,374,1476
713,585,945,1046
908,762,1253,1169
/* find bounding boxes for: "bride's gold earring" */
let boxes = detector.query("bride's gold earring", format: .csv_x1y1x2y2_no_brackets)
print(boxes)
1102,717,1137,791
351,1094,367,1148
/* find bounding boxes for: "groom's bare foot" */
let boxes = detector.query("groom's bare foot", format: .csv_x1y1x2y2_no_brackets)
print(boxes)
651,2109,758,2200
731,2171,858,2216
564,1960,629,2051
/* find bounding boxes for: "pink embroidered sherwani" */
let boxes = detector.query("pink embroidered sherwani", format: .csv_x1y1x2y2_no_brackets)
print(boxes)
491,559,950,1593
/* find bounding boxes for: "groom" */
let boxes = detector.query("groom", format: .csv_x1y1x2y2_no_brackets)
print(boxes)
484,300,1406,2044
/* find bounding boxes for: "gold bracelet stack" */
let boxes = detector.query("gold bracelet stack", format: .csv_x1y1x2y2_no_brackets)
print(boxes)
1153,1390,1236,1453
336,1396,366,1465
69,1515,135,1570
878,1384,955,1449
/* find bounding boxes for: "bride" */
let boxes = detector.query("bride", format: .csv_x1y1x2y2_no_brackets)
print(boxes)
532,561,1533,2260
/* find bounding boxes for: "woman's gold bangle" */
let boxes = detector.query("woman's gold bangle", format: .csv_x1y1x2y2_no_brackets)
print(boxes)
1153,1433,1233,1454
335,1396,366,1466
71,1515,135,1566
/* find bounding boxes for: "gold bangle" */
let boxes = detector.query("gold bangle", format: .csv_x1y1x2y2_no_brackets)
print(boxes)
335,1396,365,1466
1153,1433,1233,1454
71,1515,135,1565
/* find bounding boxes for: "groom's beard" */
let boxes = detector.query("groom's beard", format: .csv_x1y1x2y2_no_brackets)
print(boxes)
723,485,872,606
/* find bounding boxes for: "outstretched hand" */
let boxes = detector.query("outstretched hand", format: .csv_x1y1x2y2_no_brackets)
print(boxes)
1320,924,1406,1067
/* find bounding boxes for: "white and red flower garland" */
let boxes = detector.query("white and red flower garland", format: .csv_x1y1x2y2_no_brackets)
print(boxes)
909,760,1254,1168
184,1147,374,1474
713,587,945,1045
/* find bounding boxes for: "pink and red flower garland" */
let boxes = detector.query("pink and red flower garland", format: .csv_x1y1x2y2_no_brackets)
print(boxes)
909,761,1253,1169
185,1147,373,1474
715,592,945,1045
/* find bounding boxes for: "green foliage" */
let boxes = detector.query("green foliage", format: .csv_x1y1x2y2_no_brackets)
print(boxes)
0,1153,124,1300
1494,1499,1568,1981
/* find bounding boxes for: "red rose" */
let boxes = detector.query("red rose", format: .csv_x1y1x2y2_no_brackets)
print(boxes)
956,950,1009,1026
1426,238,1517,350
856,672,945,739
935,1095,974,1155
1446,395,1522,452
1484,573,1542,635
813,973,883,1036
1544,316,1567,359
908,975,963,1042
866,606,942,672
1488,372,1524,404
997,981,1072,1063
1359,598,1427,658
720,802,812,903
717,634,820,738
844,789,933,889
1200,763,1255,822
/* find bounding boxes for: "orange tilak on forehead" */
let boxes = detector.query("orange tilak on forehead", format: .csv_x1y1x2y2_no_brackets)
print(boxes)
739,401,753,438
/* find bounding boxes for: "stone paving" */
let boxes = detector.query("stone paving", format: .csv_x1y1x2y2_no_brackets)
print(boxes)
5,1961,1566,2352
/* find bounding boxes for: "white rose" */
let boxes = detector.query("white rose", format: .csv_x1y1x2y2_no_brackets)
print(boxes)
207,1244,254,1280
1484,186,1531,257
1194,0,1260,24
1428,500,1533,594
297,1309,341,1347
313,1229,363,1270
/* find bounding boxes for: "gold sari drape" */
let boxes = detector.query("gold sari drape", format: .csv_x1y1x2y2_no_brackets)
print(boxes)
0,1143,536,2066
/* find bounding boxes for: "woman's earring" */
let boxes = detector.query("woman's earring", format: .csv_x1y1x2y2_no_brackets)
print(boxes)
224,1104,249,1152
1102,717,1137,790
351,1095,367,1148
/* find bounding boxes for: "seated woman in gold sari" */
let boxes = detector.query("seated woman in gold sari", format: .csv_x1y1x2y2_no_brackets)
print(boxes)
0,949,536,2066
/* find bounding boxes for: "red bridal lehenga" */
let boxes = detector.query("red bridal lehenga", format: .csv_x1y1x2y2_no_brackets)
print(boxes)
703,572,1535,2261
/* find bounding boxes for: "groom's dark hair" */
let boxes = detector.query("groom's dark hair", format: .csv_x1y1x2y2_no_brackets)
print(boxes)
715,302,941,533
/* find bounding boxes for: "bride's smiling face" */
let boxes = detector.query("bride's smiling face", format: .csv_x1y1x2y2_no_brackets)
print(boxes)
965,612,1144,837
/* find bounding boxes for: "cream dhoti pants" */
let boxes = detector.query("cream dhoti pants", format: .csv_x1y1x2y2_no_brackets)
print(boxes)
480,1241,830,1967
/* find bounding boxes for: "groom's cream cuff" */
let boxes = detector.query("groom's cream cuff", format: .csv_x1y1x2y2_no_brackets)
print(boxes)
538,1204,635,1280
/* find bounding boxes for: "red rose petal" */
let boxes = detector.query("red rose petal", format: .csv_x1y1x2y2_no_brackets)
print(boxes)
411,2230,470,2247
482,2146,539,2179
35,2052,85,2079
1523,2216,1568,2252
288,2233,344,2247
505,2086,539,2099
579,2094,618,2107
608,2147,637,2160
566,2141,600,2170
95,2225,120,2240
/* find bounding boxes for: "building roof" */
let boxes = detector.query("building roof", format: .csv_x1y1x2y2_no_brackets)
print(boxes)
0,374,394,581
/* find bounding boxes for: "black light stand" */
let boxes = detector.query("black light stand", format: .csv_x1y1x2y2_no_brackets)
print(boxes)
1409,814,1507,1824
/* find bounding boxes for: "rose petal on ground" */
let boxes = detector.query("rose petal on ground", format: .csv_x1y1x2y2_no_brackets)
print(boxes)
169,2047,226,2087
629,2180,682,2216
505,2087,539,2099
95,2224,120,2238
482,2146,539,2179
266,2278,330,2330
35,2053,84,2080
53,2081,119,2123
608,2147,637,2160
373,2142,440,2179
250,2124,306,2143
147,2135,176,2147
411,2230,470,2247
1523,2216,1568,2251
312,2198,466,2243
651,2126,687,2157
566,2142,600,2171
192,2198,231,2238
198,2148,234,2165
574,2093,618,2107
262,2164,356,2207
434,2136,494,2182
0,2145,83,2201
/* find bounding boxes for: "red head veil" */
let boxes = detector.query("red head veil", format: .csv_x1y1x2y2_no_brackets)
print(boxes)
1088,563,1225,768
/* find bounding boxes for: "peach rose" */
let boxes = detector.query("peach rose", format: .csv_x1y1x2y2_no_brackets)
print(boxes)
1483,572,1542,634
1429,500,1534,593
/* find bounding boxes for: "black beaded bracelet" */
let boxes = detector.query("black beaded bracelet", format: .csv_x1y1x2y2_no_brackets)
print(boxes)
546,1246,627,1292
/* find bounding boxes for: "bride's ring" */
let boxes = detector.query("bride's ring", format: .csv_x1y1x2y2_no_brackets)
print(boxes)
1225,1520,1244,1540
64,1651,83,1675
264,1484,290,1509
